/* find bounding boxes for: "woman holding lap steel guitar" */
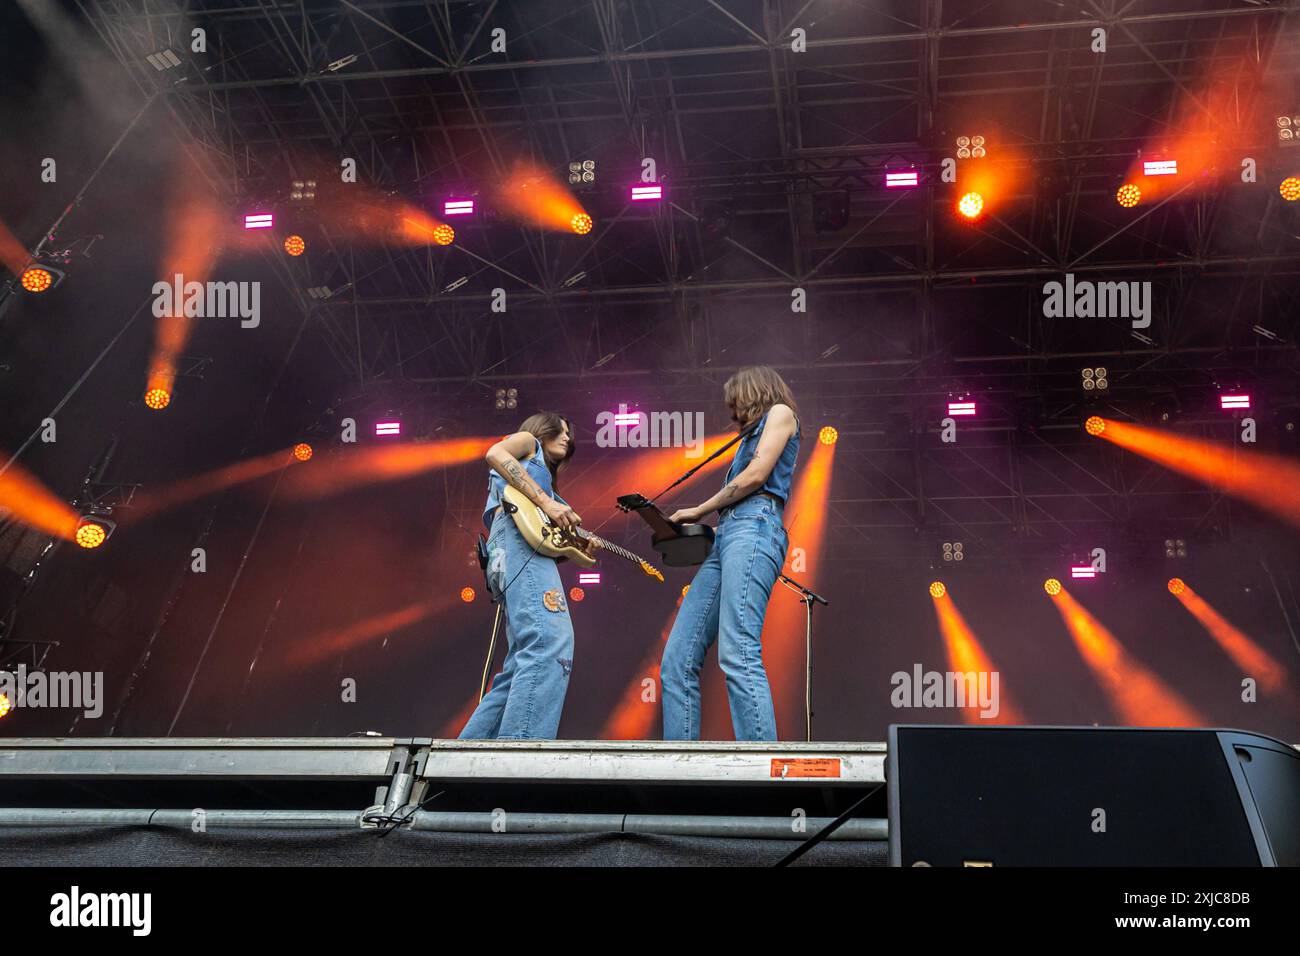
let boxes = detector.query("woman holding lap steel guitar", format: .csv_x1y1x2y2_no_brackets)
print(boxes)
660,366,801,741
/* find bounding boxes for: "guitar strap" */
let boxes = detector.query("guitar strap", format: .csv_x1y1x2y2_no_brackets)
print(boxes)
647,417,762,506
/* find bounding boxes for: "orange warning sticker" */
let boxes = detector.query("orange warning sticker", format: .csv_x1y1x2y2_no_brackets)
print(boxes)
770,758,842,779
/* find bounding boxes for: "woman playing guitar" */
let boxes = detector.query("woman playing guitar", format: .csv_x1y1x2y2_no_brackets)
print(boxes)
660,366,800,741
458,412,579,740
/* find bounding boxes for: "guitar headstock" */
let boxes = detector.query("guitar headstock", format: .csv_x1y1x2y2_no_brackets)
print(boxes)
640,560,665,583
616,493,651,513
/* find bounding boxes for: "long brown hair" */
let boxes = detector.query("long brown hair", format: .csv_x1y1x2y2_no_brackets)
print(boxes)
518,410,576,487
723,366,799,431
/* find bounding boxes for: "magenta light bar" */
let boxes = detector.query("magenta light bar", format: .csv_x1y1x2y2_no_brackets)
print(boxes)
374,421,402,436
443,199,475,216
885,170,919,188
630,184,663,201
578,571,601,584
1220,394,1251,409
947,401,977,416
613,413,641,426
1070,566,1097,579
244,213,274,229
1143,159,1177,176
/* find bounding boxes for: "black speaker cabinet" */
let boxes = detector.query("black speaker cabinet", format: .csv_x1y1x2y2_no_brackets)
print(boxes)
887,725,1300,866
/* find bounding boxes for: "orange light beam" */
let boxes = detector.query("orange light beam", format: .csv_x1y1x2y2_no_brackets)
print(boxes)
1049,586,1206,727
600,595,685,740
0,218,31,276
1095,418,1300,531
931,590,1026,724
492,162,589,232
0,458,79,539
286,599,446,667
281,437,495,500
1172,582,1288,693
132,446,298,518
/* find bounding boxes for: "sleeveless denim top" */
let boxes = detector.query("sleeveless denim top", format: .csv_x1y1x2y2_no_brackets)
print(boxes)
483,437,560,530
721,407,800,506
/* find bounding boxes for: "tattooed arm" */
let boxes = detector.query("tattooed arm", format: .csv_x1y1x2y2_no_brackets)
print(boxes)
487,432,580,529
670,404,796,523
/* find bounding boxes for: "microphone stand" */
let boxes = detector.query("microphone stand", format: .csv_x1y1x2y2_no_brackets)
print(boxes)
777,573,829,742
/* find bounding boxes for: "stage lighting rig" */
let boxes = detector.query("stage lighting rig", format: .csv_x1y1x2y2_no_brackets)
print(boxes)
567,160,596,186
494,388,518,412
146,49,182,71
955,134,987,159
1276,114,1299,146
1081,367,1109,392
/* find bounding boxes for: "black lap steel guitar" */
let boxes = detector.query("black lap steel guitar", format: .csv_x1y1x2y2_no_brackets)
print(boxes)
616,493,715,567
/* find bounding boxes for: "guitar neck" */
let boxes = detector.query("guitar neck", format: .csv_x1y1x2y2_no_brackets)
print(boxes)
578,530,643,566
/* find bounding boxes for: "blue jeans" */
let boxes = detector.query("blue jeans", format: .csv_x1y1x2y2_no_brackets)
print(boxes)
459,510,574,739
660,495,788,741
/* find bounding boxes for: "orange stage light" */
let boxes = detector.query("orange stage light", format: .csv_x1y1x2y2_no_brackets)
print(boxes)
1085,416,1105,436
144,387,171,410
930,586,1026,724
1280,177,1300,202
20,266,53,293
929,581,946,598
284,235,305,256
74,519,107,549
432,224,455,246
460,587,476,603
818,426,838,446
0,692,10,718
569,587,585,602
1044,578,1062,596
1168,577,1185,595
293,443,313,462
1116,184,1141,208
957,192,984,219
681,584,690,597
571,213,593,235
493,162,592,234
0,459,81,540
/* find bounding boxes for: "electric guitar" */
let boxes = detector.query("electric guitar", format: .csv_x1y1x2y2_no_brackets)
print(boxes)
501,485,664,582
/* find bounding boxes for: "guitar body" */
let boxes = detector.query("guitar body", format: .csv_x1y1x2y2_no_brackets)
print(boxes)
617,493,716,567
501,485,596,566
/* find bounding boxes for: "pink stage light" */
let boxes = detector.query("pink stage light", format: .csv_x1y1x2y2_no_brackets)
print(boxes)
1143,159,1177,176
611,403,642,427
1220,394,1251,410
1070,566,1097,579
885,170,919,188
630,184,663,202
443,199,475,216
244,213,274,229
578,571,601,584
375,421,402,437
947,401,977,417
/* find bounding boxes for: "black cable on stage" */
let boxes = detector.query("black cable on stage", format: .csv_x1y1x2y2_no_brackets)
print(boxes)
773,784,882,868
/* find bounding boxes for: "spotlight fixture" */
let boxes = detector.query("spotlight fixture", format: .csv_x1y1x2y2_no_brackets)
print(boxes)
144,386,171,411
460,587,476,603
284,235,305,256
1081,367,1109,391
146,49,182,71
306,286,332,299
957,192,984,220
947,399,976,416
942,541,964,563
929,581,946,598
1085,416,1106,436
1044,578,1062,596
1070,565,1096,579
818,425,838,446
1168,577,1186,595
1116,184,1141,207
244,213,274,230
443,198,475,217
1220,393,1251,410
567,160,596,185
19,265,65,293
289,179,317,202
374,419,402,437
1276,114,1299,146
955,134,987,159
293,443,313,461
1164,538,1188,559
885,169,920,188
74,514,116,550
569,587,585,602
570,213,593,235
1142,158,1178,177
630,184,663,202
1280,177,1300,201
432,224,455,246
494,387,519,411
577,571,601,585
681,585,690,597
